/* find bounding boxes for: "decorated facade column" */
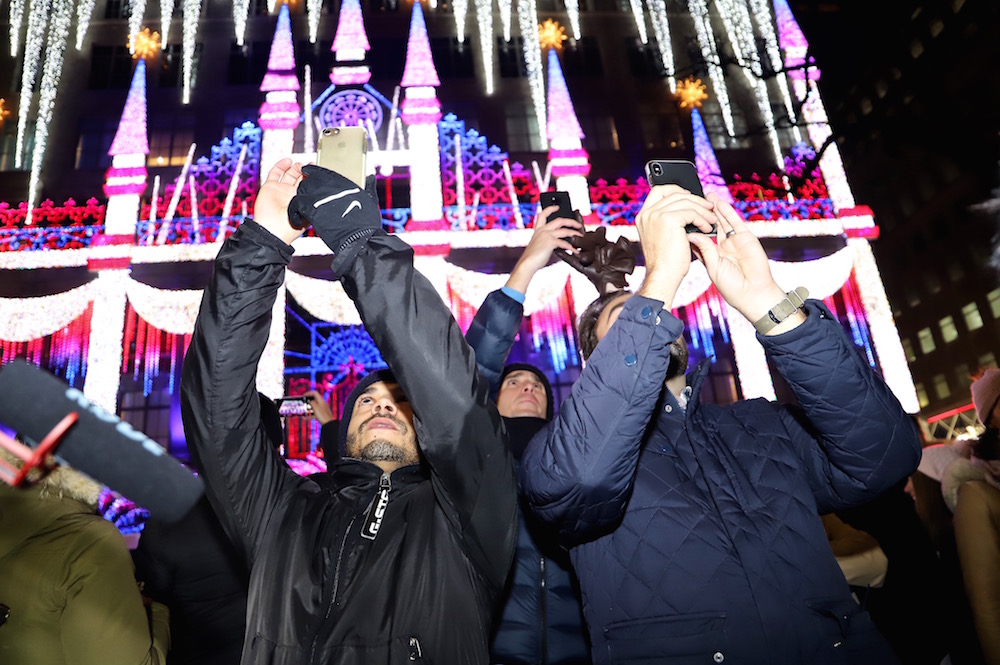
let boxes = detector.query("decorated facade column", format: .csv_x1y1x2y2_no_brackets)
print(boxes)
545,49,592,215
400,1,445,227
259,4,301,178
103,59,150,237
330,0,371,86
81,58,153,413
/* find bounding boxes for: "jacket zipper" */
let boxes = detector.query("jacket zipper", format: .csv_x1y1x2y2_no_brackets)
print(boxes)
308,473,392,664
539,555,548,665
308,514,358,665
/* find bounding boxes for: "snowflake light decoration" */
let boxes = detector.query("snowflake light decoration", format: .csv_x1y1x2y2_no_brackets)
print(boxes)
538,19,567,51
675,77,708,109
129,27,161,60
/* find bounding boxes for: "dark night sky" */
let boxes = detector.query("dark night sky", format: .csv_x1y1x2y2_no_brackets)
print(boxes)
792,2,1000,199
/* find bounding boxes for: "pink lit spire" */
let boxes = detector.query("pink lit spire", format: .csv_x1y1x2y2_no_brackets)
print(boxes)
330,0,372,84
104,59,149,199
546,50,589,179
545,49,583,142
400,1,440,88
332,0,371,59
259,3,301,131
773,0,818,81
260,4,300,93
691,108,733,203
109,59,149,157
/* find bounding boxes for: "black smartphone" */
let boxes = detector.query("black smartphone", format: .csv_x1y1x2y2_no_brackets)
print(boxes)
539,191,576,221
276,396,313,417
644,159,715,236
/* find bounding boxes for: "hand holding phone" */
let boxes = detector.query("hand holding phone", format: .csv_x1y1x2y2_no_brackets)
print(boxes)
539,191,576,221
644,159,716,236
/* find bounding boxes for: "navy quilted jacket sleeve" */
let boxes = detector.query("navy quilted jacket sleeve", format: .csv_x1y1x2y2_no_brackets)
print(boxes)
520,295,680,542
464,289,524,394
762,300,921,512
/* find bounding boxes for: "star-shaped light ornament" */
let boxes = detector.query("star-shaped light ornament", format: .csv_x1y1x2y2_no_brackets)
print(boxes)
675,76,709,109
538,19,568,51
129,27,161,60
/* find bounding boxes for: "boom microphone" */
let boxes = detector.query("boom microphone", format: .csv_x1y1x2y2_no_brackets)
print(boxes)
0,360,203,522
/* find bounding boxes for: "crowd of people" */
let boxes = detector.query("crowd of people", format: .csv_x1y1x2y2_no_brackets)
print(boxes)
0,156,997,665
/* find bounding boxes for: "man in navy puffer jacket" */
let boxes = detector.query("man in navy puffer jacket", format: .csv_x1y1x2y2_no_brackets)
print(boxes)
519,185,922,664
465,204,592,665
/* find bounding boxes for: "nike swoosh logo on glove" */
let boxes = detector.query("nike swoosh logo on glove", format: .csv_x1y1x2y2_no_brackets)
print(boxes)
313,188,362,208
343,201,362,217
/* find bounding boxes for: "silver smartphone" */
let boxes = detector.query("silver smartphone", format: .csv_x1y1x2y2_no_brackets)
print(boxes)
316,126,369,188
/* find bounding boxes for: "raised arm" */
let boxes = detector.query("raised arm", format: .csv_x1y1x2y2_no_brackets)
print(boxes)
290,165,518,589
690,196,920,508
180,160,309,564
520,294,680,543
466,205,581,390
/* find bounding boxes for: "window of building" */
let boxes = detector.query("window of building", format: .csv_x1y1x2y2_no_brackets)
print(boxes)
915,383,929,408
901,338,916,363
962,302,983,331
89,45,133,89
229,41,272,86
430,37,475,79
498,38,528,78
933,374,950,399
910,39,924,58
930,18,944,37
626,39,666,79
917,327,935,354
148,117,196,167
947,261,965,281
638,104,683,151
104,0,130,19
979,353,998,370
988,288,1000,318
561,38,603,77
578,113,620,151
75,118,118,170
955,363,972,391
924,270,941,294
159,44,202,89
904,285,921,308
504,102,544,152
939,315,958,343
0,125,33,172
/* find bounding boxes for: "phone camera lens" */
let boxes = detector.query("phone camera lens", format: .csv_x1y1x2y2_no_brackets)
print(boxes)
651,163,662,176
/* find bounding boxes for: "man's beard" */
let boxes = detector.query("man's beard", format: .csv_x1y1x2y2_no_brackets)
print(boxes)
666,339,689,380
356,438,413,463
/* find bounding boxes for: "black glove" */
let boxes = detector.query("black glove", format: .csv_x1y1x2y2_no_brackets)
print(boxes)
556,226,636,294
287,165,383,277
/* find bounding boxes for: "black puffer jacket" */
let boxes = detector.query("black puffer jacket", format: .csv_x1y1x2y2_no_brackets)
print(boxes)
181,221,518,664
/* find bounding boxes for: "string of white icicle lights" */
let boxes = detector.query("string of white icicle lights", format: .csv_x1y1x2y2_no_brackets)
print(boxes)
517,0,547,150
688,0,735,137
182,0,203,104
474,0,494,95
15,0,51,169
26,0,73,226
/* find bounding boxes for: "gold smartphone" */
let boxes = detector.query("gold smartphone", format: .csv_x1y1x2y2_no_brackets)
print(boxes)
316,126,369,188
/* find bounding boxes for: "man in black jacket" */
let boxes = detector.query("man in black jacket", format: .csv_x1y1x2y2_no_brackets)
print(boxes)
181,158,517,664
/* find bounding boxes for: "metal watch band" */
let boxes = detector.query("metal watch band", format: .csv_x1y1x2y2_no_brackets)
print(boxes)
753,286,809,334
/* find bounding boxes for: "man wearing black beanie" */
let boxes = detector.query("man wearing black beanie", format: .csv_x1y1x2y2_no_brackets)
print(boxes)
181,159,517,664
464,203,591,665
